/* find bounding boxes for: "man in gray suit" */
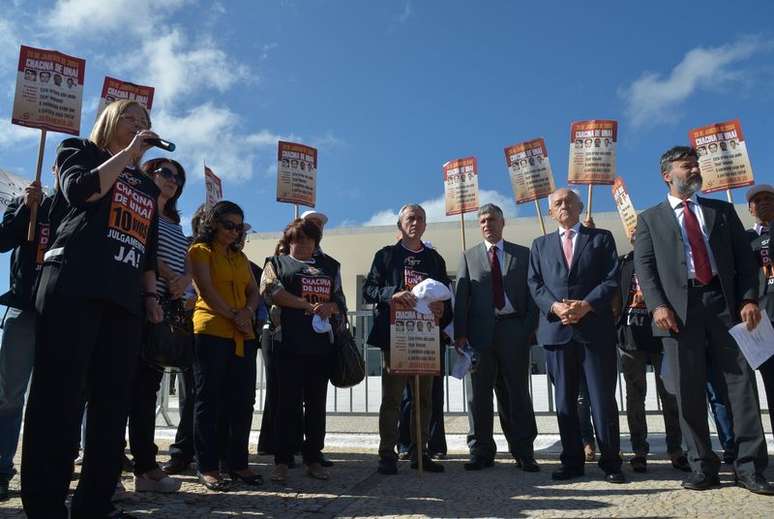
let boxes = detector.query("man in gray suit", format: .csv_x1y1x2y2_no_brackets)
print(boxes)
634,145,772,494
454,203,539,471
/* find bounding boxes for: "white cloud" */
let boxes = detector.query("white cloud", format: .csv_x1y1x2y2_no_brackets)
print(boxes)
362,190,517,226
620,36,773,128
397,0,413,24
45,0,186,36
0,120,39,148
152,103,292,182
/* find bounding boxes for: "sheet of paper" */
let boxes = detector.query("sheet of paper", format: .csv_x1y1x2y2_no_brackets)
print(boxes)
729,311,774,370
451,349,472,380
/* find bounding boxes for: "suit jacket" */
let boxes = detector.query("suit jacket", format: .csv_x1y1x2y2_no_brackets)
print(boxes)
633,197,757,336
527,225,620,346
453,240,538,350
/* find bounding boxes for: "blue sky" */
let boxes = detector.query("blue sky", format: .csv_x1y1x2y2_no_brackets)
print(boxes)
0,0,773,289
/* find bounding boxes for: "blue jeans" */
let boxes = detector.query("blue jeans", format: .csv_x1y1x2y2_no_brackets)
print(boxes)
0,308,36,481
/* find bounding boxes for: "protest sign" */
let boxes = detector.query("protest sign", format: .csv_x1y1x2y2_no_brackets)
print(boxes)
96,76,155,119
204,164,222,209
443,156,479,216
276,141,317,208
568,120,617,185
504,138,556,204
611,177,637,240
389,308,441,376
689,119,754,194
12,45,85,135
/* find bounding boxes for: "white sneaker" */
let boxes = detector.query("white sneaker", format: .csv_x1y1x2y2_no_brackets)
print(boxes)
134,473,181,493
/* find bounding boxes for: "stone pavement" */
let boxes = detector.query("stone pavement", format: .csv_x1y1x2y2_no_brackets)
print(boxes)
3,437,774,518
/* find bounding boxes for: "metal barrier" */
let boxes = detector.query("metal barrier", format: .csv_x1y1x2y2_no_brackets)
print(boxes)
156,311,766,420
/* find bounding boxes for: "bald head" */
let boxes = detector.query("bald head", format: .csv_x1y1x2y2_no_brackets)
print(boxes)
548,188,584,228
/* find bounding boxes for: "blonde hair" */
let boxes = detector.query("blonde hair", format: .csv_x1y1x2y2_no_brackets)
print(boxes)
88,99,151,153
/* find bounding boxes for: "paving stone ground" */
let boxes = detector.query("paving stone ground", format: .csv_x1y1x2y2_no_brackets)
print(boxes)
3,438,774,518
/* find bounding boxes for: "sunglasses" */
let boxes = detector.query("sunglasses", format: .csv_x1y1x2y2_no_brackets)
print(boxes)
153,167,183,185
219,220,244,233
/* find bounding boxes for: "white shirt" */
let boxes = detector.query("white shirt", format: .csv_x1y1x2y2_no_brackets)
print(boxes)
666,194,719,279
484,239,516,315
557,222,582,260
754,222,769,236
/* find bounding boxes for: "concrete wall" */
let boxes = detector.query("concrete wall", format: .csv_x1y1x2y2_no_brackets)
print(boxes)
243,205,756,311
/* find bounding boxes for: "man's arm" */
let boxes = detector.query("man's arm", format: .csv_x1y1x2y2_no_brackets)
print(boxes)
0,197,29,252
633,214,669,312
453,251,470,342
580,231,620,311
727,204,758,304
362,249,398,304
527,239,559,316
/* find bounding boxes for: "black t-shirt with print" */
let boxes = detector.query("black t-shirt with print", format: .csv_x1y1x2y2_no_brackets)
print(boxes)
750,228,774,320
35,138,159,317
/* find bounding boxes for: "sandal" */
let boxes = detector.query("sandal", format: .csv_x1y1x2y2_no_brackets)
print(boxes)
197,472,230,492
229,470,264,486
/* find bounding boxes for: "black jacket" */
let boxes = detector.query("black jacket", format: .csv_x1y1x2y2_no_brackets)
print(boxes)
362,242,453,351
0,194,57,311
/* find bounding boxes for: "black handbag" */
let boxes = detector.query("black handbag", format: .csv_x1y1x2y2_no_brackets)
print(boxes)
142,298,194,371
329,316,366,388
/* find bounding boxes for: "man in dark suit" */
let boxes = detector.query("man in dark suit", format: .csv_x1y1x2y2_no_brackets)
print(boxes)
634,146,772,494
527,188,625,484
454,203,539,471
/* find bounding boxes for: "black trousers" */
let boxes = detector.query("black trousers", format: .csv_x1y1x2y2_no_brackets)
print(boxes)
545,339,622,473
21,297,142,519
193,334,258,473
257,345,303,455
127,359,165,475
168,367,195,462
273,351,329,465
467,319,537,460
660,284,767,478
758,348,774,435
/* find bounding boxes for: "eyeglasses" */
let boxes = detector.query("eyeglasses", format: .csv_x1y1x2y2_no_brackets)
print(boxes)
119,114,150,129
153,167,183,185
219,220,244,233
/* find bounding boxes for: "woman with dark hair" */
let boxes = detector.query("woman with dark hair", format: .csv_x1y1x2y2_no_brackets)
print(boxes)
20,99,163,518
260,218,345,483
189,200,262,491
126,158,190,493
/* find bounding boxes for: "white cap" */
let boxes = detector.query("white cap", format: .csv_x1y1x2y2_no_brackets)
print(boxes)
746,184,774,203
300,210,328,225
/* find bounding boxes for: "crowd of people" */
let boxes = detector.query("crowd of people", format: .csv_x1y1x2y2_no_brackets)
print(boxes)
0,100,772,517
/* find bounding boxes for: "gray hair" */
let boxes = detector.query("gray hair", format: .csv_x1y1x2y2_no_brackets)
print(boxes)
396,204,426,228
478,203,504,220
547,188,584,212
660,146,697,174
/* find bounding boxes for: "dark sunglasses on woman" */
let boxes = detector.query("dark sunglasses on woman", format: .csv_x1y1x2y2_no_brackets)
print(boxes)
153,167,183,185
220,220,244,233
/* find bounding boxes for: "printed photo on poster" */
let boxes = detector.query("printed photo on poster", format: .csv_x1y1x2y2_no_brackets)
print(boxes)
443,156,479,216
12,45,86,135
568,120,617,185
96,76,155,119
204,165,222,209
389,308,440,375
689,119,754,193
504,138,556,204
276,141,317,208
611,177,637,240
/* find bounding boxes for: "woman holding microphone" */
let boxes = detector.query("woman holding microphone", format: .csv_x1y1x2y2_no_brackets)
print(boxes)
21,100,163,519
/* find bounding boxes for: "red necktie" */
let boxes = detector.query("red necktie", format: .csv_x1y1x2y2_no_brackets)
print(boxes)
489,246,505,310
563,229,574,269
682,201,713,284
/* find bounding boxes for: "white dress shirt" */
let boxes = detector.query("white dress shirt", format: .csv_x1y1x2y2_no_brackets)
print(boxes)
484,239,516,315
666,194,719,280
557,222,582,260
754,222,769,236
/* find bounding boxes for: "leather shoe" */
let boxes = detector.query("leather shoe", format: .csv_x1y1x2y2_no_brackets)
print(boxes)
464,456,494,471
735,473,774,495
161,457,191,475
377,456,398,475
411,455,444,473
515,456,540,472
681,472,720,491
551,466,584,481
605,471,627,484
670,455,691,473
629,455,647,473
320,454,334,468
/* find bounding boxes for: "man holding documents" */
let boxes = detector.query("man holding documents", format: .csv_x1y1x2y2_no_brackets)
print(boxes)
454,203,539,471
634,146,772,494
746,184,774,435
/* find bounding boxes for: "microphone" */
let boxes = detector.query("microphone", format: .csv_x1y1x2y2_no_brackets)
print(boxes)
144,137,176,152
